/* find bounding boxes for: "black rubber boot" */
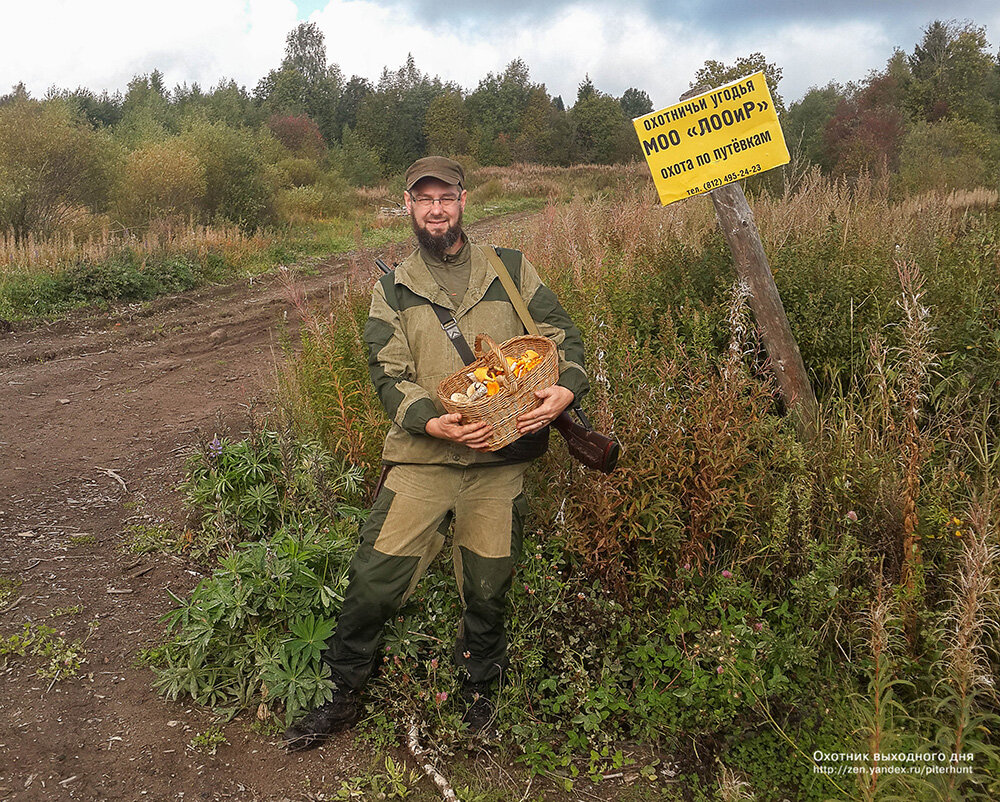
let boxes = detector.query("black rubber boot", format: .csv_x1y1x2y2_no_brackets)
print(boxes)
283,688,361,752
460,680,496,740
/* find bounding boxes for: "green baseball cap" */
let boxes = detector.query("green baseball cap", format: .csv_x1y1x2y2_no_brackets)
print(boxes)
405,156,465,191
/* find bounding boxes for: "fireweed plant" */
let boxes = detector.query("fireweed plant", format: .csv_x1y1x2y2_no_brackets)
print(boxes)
155,174,1000,800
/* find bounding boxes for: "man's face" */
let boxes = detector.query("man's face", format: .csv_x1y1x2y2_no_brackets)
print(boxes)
404,177,467,257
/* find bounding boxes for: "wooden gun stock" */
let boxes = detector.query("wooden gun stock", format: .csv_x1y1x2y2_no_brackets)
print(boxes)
552,411,620,473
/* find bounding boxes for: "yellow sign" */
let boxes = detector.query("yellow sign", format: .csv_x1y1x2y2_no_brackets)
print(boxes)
633,72,790,206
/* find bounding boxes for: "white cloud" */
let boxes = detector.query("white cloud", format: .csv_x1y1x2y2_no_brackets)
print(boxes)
753,21,891,100
0,0,298,95
305,3,895,110
307,1,715,105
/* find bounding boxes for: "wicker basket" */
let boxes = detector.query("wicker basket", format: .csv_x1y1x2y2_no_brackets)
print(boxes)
437,333,558,451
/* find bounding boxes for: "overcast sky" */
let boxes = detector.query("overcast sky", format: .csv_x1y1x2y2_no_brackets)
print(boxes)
2,1,999,110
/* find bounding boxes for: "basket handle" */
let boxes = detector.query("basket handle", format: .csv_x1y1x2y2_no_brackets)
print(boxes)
474,333,516,388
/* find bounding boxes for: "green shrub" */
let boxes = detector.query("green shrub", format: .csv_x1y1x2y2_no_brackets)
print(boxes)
155,521,357,724
181,428,365,557
897,119,999,194
113,139,206,225
178,120,278,231
0,97,116,242
274,186,328,223
276,284,385,479
155,429,366,724
276,156,321,188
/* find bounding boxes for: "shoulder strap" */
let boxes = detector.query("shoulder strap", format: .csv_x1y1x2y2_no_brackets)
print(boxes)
430,302,476,364
484,246,540,337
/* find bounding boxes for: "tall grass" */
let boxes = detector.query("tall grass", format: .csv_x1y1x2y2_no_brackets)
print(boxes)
275,269,385,484
0,220,271,278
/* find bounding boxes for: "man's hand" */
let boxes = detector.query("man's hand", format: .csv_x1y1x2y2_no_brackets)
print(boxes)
425,413,494,451
516,385,574,434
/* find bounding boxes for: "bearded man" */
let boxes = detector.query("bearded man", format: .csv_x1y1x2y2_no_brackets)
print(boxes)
284,156,589,750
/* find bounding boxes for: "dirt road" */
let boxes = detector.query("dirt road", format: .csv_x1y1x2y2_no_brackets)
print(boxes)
0,216,532,801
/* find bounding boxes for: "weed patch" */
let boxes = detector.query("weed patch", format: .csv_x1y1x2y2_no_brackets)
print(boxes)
0,620,95,682
122,523,182,555
187,725,228,756
0,577,22,608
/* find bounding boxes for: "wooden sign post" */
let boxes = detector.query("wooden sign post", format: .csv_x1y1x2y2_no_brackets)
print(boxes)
708,180,818,440
634,76,818,440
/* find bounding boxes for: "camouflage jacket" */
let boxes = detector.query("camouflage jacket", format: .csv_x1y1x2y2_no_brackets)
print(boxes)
364,239,589,466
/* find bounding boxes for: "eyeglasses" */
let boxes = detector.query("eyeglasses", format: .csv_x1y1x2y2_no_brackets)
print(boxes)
409,192,462,209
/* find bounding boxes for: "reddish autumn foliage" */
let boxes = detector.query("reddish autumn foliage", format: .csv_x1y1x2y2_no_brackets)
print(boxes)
823,98,906,177
267,114,327,160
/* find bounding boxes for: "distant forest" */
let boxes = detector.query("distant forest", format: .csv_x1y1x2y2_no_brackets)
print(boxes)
2,18,998,238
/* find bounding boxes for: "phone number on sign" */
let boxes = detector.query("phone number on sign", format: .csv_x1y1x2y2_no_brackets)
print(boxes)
686,164,762,196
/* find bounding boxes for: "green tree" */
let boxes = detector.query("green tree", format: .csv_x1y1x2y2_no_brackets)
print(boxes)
543,111,575,166
693,53,785,114
512,86,562,163
113,138,207,225
328,126,383,186
620,87,653,120
423,90,470,156
466,59,537,164
171,79,262,130
785,83,848,169
333,75,372,135
178,120,278,230
0,82,31,106
58,88,124,129
576,75,597,103
0,98,115,241
115,70,173,147
897,119,998,193
256,23,344,143
282,21,329,84
907,20,998,126
354,55,452,173
570,81,634,164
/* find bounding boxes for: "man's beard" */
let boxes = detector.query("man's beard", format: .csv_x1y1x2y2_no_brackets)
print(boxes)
412,213,463,260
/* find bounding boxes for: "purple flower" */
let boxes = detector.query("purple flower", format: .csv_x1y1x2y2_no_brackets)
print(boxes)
753,621,764,632
716,665,724,675
434,691,448,706
847,510,858,522
721,570,732,579
208,435,223,458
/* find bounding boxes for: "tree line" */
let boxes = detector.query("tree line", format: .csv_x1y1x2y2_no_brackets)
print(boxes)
1,18,998,242
0,22,652,241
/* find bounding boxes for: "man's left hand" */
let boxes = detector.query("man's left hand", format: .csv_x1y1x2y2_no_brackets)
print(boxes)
516,385,574,434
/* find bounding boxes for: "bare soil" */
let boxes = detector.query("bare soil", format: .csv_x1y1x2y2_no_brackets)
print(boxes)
0,215,565,802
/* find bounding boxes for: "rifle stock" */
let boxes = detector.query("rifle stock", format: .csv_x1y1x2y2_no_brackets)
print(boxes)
552,410,620,473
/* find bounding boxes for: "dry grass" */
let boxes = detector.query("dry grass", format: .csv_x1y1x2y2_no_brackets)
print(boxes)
756,169,998,255
1,220,272,278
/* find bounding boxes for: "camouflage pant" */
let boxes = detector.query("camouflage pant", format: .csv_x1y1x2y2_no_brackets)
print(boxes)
322,462,529,690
